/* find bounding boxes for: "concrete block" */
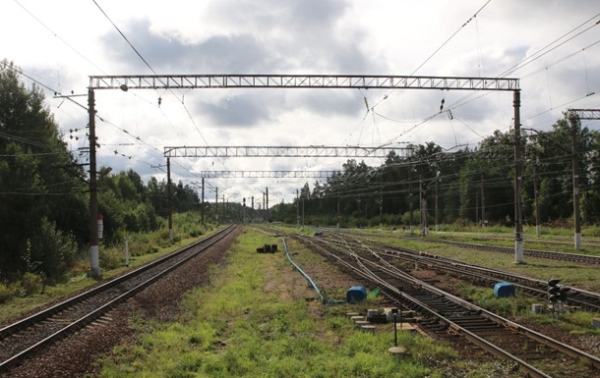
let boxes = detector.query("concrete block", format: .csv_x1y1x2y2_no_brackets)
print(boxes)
531,304,544,314
388,346,408,359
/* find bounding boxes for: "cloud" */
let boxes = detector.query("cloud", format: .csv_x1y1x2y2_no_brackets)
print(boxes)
99,0,386,74
9,0,600,204
197,93,272,126
100,19,272,73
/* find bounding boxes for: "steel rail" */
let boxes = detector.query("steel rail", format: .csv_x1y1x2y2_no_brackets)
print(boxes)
357,245,600,370
297,233,600,376
326,228,600,264
409,236,600,265
297,235,553,378
0,225,235,339
326,232,600,312
0,225,237,371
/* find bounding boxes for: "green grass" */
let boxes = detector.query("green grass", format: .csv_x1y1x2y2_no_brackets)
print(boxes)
324,228,600,338
0,227,220,324
97,229,473,378
347,231,600,292
455,284,539,318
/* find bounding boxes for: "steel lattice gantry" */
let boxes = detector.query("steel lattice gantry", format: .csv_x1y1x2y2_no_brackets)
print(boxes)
196,171,337,179
568,109,600,120
164,145,411,158
85,73,524,277
90,74,519,91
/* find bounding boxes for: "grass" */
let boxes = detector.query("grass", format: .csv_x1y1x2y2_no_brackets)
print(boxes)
0,227,219,324
308,226,600,339
346,231,600,292
96,228,480,378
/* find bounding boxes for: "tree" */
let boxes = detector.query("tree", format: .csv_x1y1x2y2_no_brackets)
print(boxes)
459,131,512,223
0,60,87,280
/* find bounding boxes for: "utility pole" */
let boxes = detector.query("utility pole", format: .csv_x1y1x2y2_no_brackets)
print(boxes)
566,109,600,248
261,192,267,223
475,190,479,224
377,188,383,228
266,187,269,223
409,166,414,235
569,114,582,250
420,174,428,236
435,173,439,232
302,196,305,229
296,189,300,228
419,174,423,234
513,90,524,263
222,194,225,223
533,164,541,236
251,196,254,223
201,177,205,229
243,197,246,223
167,158,173,243
481,172,485,227
87,88,101,277
336,190,340,228
215,187,219,227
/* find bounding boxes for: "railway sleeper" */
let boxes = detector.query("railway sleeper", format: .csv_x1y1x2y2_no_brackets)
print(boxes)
446,317,496,324
460,324,504,332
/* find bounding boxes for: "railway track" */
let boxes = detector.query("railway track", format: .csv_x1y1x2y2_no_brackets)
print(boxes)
435,231,600,250
295,233,600,378
0,225,237,372
420,236,600,265
329,228,600,265
322,232,600,312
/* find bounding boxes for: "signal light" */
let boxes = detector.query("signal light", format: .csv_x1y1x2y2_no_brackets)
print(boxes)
547,278,568,303
558,286,570,302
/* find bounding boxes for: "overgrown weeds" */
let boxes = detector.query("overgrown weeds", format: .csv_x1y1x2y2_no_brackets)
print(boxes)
98,229,463,377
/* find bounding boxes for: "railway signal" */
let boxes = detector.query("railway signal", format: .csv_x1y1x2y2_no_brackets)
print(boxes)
558,286,570,302
548,278,561,303
547,278,569,303
548,278,569,317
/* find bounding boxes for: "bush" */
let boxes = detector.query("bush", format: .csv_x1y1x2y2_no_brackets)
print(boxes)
29,218,79,283
100,247,125,270
21,272,42,296
400,211,421,226
0,282,18,303
189,229,202,238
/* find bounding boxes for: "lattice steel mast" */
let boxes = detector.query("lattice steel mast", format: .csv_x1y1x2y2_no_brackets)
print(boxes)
86,74,522,277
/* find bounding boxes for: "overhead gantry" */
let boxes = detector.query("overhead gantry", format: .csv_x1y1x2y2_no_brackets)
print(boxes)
87,74,522,277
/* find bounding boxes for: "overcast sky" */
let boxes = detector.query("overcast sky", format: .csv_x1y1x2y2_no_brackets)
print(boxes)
2,0,600,204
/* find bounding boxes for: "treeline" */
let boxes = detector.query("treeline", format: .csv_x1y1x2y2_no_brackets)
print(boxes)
3,59,600,283
96,170,200,245
0,61,199,283
271,117,600,228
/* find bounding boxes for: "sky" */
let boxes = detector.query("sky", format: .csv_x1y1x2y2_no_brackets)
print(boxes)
2,0,600,205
